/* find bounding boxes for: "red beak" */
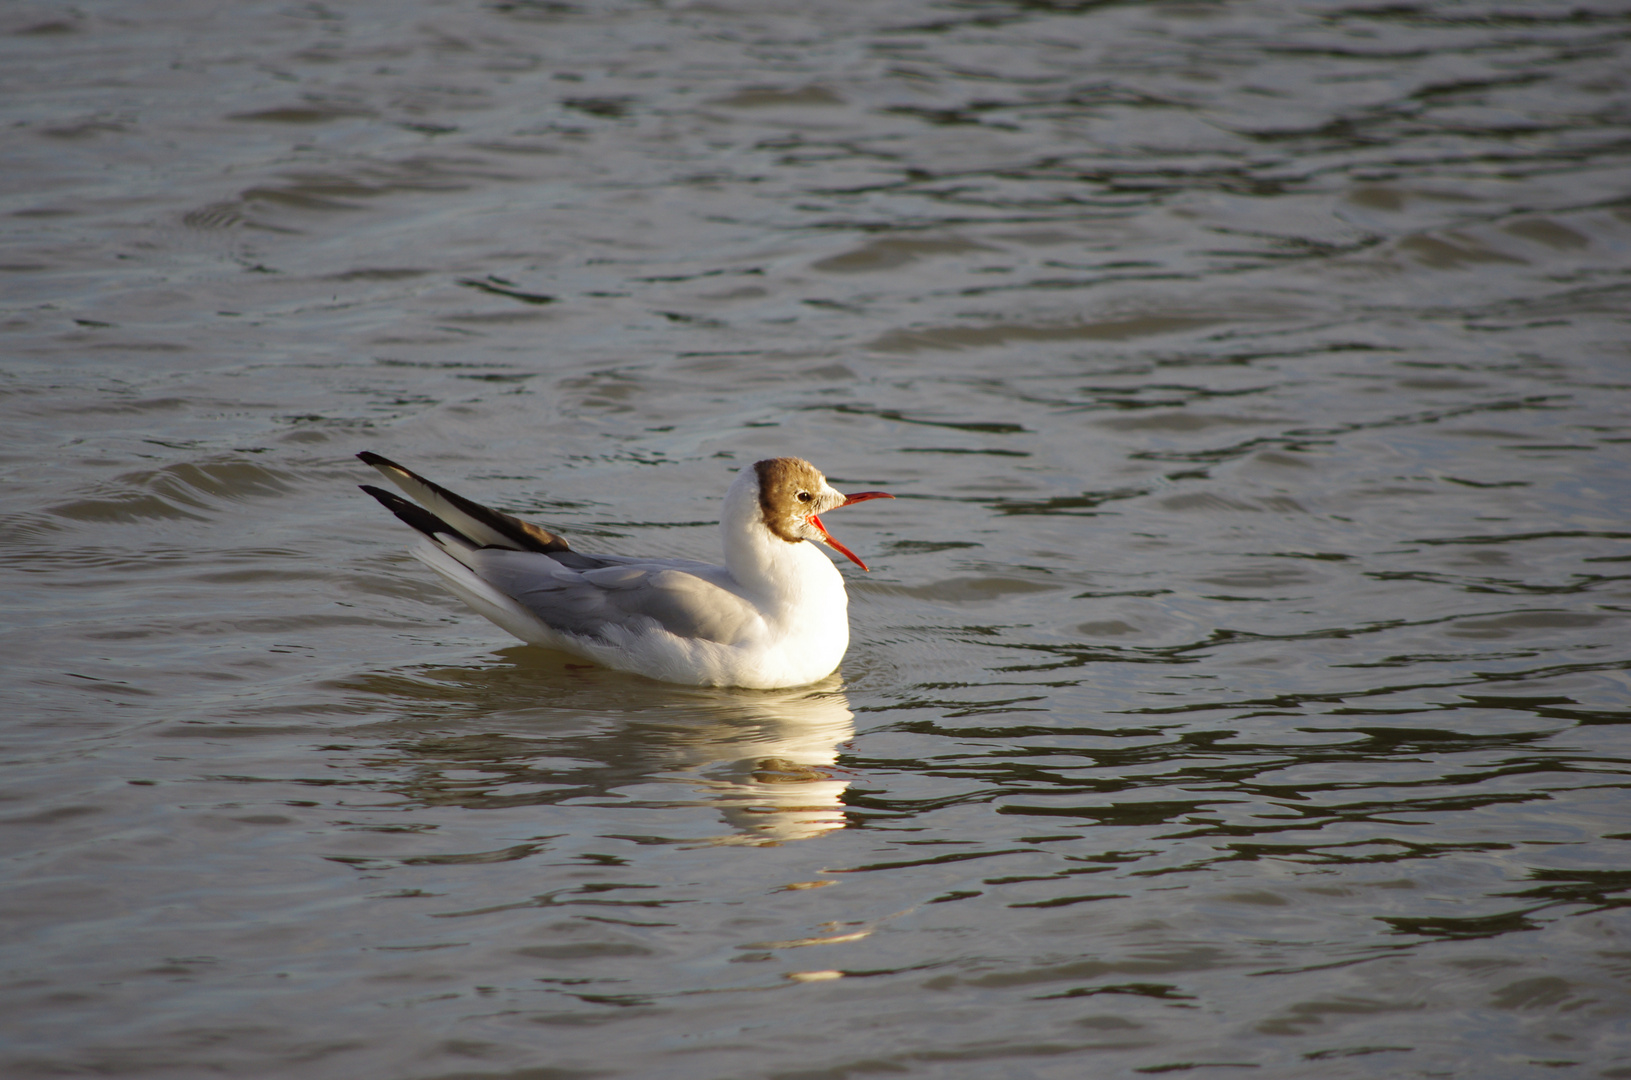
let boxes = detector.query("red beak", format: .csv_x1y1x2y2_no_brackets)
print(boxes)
810,491,893,571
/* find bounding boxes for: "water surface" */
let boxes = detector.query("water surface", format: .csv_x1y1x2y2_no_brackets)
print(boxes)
3,1,1629,1077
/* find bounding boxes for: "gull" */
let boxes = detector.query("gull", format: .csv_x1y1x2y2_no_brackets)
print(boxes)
357,452,892,688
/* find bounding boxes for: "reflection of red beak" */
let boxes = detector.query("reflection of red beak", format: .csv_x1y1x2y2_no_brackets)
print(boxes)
809,491,893,571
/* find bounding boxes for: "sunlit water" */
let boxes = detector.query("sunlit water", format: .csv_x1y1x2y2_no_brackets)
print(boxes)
3,1,1629,1077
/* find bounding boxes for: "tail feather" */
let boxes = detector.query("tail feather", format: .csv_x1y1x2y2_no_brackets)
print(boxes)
357,451,571,555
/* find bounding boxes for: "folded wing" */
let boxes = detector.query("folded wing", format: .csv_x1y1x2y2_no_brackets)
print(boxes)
358,453,760,647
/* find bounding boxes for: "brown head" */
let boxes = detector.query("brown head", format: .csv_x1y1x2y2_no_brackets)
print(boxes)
752,457,893,570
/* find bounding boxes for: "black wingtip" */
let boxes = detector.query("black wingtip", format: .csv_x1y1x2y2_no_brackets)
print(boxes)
356,450,572,556
359,483,471,545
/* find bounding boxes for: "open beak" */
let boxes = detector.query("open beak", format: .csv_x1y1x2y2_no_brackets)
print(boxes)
810,491,894,571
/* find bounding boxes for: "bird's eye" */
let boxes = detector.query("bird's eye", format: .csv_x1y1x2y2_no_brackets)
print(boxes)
796,491,813,502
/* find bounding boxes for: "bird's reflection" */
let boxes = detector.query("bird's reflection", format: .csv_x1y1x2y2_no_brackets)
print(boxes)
657,687,855,844
335,647,856,844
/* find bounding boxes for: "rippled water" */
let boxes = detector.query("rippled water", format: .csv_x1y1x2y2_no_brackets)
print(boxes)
4,0,1630,1076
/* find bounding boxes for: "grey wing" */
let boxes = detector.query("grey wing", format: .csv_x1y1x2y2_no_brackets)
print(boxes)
465,550,763,645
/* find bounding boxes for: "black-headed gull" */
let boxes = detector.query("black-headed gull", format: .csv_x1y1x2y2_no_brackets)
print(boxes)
357,452,892,688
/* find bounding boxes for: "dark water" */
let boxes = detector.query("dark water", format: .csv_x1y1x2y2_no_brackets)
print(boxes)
3,1,1630,1076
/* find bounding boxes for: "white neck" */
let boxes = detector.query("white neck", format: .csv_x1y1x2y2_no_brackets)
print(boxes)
720,465,843,611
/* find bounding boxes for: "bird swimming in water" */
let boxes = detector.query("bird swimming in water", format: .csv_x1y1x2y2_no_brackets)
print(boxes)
357,452,892,688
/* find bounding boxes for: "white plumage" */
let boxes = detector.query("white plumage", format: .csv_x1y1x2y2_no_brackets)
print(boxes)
357,453,892,688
